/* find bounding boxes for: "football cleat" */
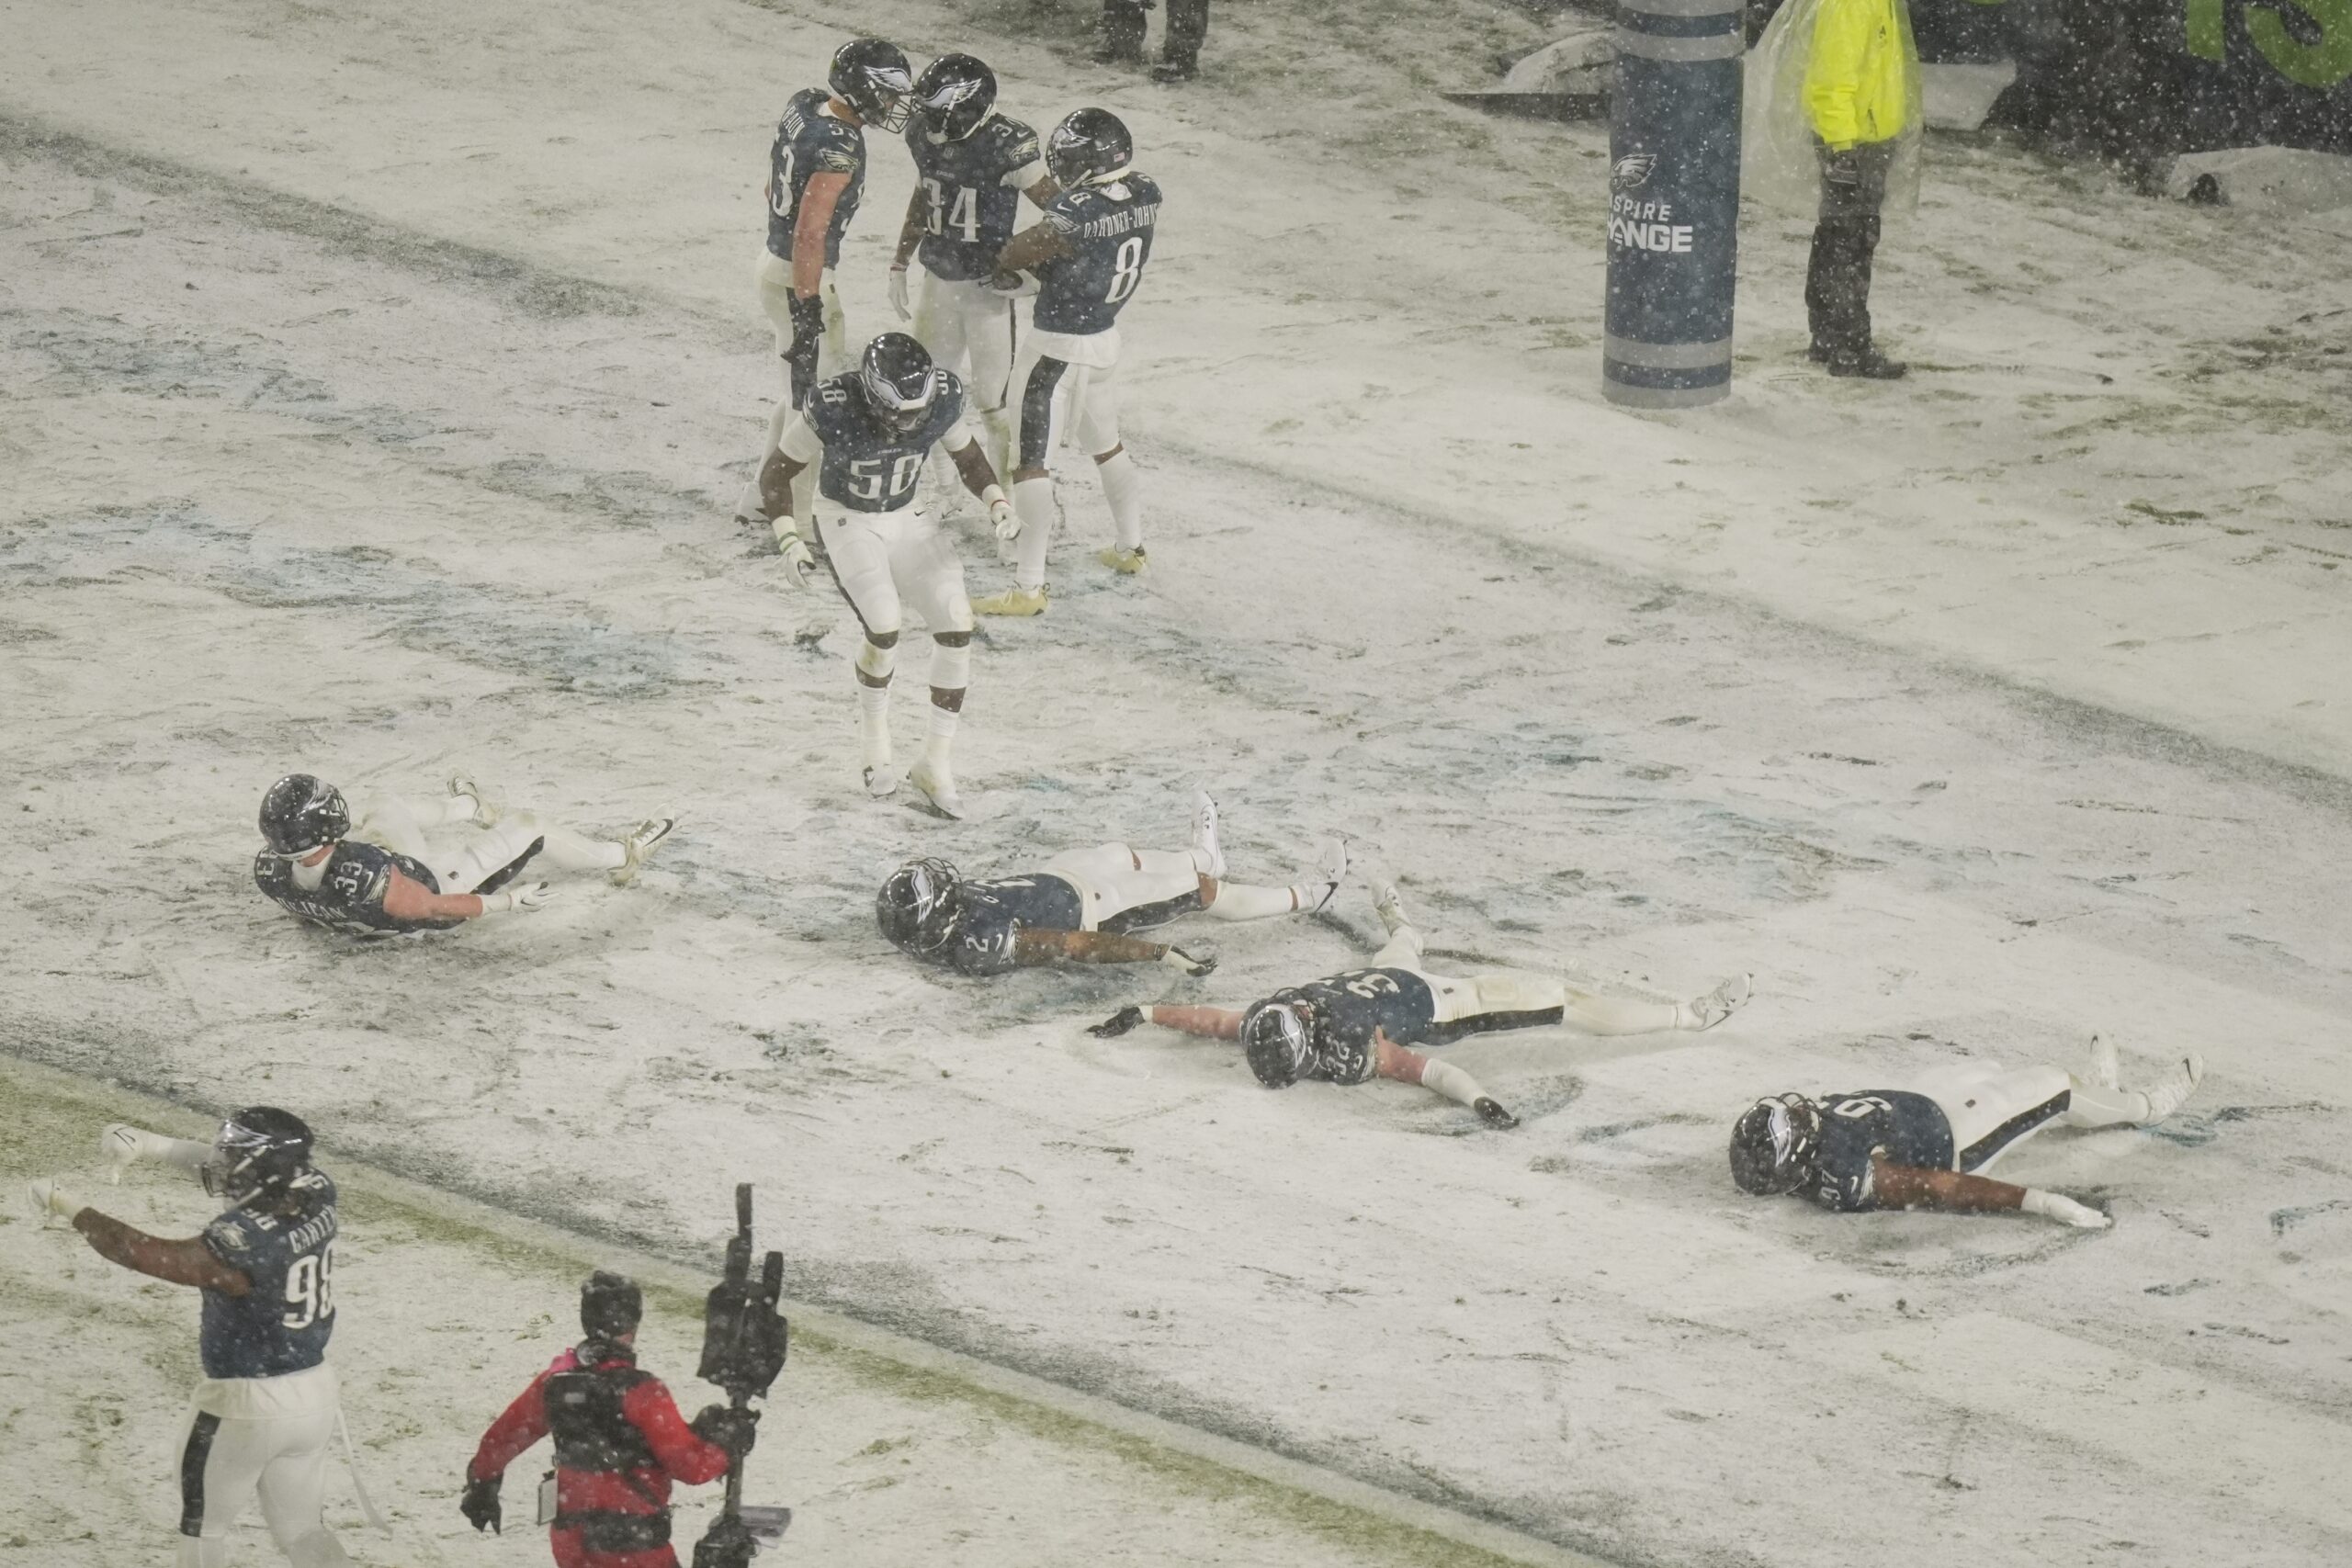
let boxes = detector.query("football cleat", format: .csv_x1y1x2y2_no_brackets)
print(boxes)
1302,839,1349,915
2086,1032,2121,1091
1373,883,1408,936
612,815,677,886
863,764,900,800
1097,545,1148,575
973,584,1049,617
1191,789,1226,880
1680,973,1754,1031
909,759,964,819
2136,1054,2205,1124
447,773,503,827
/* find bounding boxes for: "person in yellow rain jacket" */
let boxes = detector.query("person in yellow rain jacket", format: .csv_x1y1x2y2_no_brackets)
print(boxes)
1802,0,1919,378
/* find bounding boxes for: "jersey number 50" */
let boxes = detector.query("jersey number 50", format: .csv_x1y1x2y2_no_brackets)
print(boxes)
847,454,923,502
283,1246,336,1330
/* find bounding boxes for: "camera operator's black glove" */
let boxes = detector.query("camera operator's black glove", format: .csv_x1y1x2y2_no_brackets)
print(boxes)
693,1404,762,1461
1821,147,1864,190
459,1473,503,1535
785,294,826,409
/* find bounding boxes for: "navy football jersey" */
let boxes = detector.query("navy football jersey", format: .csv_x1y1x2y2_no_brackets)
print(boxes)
1033,172,1161,334
1286,967,1441,1087
254,841,459,935
907,115,1045,282
1800,1091,1956,1213
199,1174,339,1379
797,368,968,513
767,87,866,267
943,874,1087,976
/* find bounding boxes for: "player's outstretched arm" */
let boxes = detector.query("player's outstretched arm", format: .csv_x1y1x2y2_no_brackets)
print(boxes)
100,1122,216,1183
1375,1034,1518,1128
1018,929,1216,975
1871,1160,2110,1228
889,188,925,321
46,1198,254,1293
1023,173,1061,208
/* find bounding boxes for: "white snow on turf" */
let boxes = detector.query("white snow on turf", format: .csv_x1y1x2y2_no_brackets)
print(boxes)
3,2,2349,1566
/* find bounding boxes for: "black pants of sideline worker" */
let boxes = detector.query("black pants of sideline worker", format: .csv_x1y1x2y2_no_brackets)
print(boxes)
1101,0,1209,72
1804,140,1895,361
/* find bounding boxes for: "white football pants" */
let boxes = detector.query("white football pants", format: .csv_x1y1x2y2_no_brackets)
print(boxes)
911,273,1022,469
1040,842,1303,932
353,792,623,891
816,507,974,641
1370,922,1684,1035
175,1364,350,1567
1911,1062,2146,1174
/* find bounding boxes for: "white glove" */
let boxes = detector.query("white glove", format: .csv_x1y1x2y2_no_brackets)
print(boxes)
888,263,912,321
2021,1189,2111,1229
775,525,817,591
29,1178,89,1225
480,882,558,915
100,1122,157,1184
981,485,1020,542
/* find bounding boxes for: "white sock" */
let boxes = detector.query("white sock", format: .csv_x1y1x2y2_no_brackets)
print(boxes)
858,682,892,767
1013,477,1054,590
1098,450,1142,550
2061,1077,2150,1127
925,703,959,771
499,814,626,873
1203,880,1304,921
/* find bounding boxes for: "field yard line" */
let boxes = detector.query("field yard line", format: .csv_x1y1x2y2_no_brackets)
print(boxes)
0,1051,1619,1568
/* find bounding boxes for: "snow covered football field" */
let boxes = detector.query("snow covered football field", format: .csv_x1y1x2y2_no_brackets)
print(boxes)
4,1,2351,1565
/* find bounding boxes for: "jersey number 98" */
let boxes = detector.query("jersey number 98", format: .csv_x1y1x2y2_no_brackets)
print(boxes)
283,1246,336,1330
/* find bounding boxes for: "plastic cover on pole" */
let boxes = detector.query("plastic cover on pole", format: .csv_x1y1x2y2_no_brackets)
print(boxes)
1742,0,1924,218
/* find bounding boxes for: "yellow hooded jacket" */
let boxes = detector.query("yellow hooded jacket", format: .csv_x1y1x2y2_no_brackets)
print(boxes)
1802,0,1918,149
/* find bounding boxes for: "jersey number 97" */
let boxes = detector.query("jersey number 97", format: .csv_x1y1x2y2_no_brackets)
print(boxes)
283,1246,336,1330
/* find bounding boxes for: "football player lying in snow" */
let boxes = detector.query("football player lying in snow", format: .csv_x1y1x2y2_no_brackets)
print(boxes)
1727,1037,2206,1228
877,791,1345,976
1091,885,1753,1126
253,773,674,935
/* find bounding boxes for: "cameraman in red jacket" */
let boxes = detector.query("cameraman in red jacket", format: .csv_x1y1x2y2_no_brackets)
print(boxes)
460,1272,754,1567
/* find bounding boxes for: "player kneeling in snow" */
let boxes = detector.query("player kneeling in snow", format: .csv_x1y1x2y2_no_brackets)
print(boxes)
32,1109,351,1566
1091,885,1752,1125
1726,1038,2205,1227
877,791,1344,976
253,773,674,935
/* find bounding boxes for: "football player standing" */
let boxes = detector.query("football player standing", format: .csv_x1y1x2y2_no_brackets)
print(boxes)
888,53,1058,479
739,39,914,530
760,333,1017,818
32,1110,352,1566
973,108,1162,616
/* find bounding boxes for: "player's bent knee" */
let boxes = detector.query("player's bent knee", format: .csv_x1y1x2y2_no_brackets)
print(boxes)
1091,444,1124,465
933,629,972,648
863,628,900,651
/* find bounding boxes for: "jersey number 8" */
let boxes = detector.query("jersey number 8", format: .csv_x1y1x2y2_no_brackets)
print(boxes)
283,1245,336,1330
847,454,923,502
1104,236,1144,305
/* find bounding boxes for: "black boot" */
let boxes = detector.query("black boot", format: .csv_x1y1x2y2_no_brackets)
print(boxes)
1826,347,1908,379
1096,0,1149,65
1153,0,1207,79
